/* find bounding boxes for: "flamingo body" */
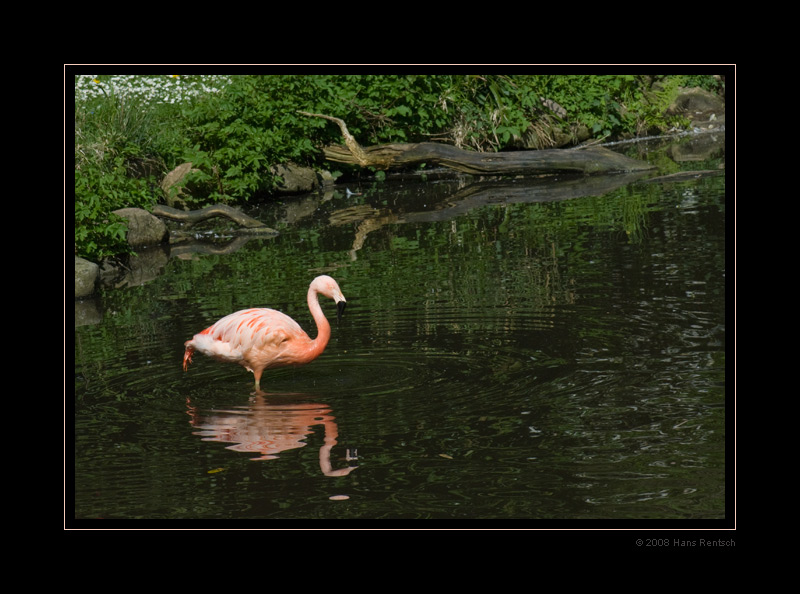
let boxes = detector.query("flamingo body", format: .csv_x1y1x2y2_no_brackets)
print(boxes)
183,275,346,394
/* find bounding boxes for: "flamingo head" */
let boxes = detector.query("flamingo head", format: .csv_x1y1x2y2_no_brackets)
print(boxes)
312,275,347,321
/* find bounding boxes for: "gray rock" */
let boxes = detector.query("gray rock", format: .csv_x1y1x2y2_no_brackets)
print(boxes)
75,256,99,298
667,87,725,116
271,163,319,194
112,207,168,248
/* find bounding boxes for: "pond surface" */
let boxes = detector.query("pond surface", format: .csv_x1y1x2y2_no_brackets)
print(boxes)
72,134,729,524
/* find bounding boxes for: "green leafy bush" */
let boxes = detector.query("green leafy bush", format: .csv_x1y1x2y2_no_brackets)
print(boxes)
75,81,172,261
176,75,462,201
75,156,157,262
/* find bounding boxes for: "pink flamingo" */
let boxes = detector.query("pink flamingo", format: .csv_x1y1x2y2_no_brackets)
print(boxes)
183,275,346,394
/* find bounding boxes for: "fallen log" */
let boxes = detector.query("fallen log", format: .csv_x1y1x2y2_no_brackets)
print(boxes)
152,204,273,231
299,111,655,176
323,141,654,175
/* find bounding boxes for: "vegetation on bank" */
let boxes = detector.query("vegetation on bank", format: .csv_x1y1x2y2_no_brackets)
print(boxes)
73,73,724,262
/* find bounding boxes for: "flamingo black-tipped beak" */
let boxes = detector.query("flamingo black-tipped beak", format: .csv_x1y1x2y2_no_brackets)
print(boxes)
337,300,347,322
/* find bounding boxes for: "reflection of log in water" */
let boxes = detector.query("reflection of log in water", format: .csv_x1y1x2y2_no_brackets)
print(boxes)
186,395,357,477
152,204,278,258
327,206,399,261
329,171,652,260
403,170,652,224
169,236,268,259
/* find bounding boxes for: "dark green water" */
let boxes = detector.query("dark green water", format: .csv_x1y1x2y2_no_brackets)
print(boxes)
72,136,728,524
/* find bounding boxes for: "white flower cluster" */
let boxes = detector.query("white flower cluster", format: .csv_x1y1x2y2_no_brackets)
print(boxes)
75,74,233,105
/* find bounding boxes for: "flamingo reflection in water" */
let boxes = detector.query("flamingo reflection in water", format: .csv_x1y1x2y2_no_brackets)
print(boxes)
187,395,358,477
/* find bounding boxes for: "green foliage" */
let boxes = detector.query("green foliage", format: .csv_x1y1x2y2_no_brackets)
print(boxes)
516,74,707,139
73,73,724,261
177,74,466,200
434,75,532,150
75,78,181,260
634,75,690,134
177,75,325,202
518,74,634,138
177,74,543,191
74,163,135,261
682,74,726,95
74,150,161,261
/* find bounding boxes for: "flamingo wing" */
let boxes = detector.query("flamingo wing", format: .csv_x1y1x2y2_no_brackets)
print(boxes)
189,308,304,365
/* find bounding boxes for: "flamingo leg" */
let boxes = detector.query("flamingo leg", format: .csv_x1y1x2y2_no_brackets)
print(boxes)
252,369,264,396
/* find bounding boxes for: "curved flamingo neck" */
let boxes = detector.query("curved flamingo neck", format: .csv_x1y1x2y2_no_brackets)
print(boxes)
306,285,331,359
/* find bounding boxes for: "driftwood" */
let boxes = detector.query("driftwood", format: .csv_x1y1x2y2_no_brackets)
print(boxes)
152,204,274,232
299,111,655,176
